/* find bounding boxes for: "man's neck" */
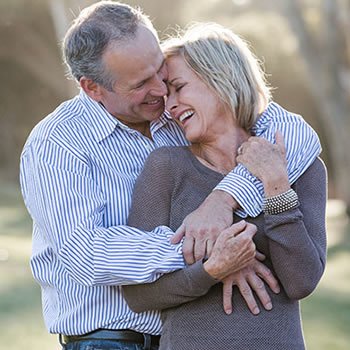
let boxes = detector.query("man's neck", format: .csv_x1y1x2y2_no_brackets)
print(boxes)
126,120,152,139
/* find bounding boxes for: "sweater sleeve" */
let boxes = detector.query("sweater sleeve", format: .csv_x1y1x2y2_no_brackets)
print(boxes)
123,260,217,312
264,158,327,300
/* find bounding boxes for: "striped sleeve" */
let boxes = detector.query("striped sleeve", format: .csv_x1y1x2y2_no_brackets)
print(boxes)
214,111,321,218
20,138,185,286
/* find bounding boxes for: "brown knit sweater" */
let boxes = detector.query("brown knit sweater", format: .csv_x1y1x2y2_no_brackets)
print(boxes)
124,146,327,350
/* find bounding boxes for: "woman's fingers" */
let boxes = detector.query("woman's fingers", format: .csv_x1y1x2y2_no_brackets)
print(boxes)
222,278,234,315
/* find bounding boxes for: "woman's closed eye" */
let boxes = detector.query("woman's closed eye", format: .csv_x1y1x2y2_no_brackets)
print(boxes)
175,83,186,92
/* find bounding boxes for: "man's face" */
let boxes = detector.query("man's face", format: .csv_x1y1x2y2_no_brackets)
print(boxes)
97,26,168,127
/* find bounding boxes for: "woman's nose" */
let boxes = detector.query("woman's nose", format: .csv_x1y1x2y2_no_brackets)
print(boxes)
165,94,178,117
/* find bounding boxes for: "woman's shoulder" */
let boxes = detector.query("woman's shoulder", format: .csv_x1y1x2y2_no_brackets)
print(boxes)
144,146,191,170
147,146,191,162
303,157,327,177
295,157,327,190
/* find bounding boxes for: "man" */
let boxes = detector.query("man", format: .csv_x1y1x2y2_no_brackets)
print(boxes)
20,2,277,349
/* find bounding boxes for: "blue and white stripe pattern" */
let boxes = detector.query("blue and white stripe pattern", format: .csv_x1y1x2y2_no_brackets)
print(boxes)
20,91,321,335
20,91,189,335
215,102,322,217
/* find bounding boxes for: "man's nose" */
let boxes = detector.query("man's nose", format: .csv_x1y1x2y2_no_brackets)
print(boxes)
150,75,168,97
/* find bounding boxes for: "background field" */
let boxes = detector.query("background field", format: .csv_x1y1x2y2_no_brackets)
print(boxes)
0,182,349,350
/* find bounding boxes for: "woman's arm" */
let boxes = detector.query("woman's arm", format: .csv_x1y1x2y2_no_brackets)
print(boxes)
124,260,217,313
264,158,327,299
237,136,327,299
124,220,261,313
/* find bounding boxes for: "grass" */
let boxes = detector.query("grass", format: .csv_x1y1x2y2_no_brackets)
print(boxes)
1,183,349,349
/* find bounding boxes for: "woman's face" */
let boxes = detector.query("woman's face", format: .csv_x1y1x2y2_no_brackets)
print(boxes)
165,55,233,144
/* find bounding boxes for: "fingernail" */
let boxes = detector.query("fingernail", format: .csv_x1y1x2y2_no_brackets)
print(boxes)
265,302,272,310
274,287,280,294
253,307,260,315
225,309,232,315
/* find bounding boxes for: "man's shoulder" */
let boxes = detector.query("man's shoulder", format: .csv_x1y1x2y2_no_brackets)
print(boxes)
262,102,305,125
28,95,84,142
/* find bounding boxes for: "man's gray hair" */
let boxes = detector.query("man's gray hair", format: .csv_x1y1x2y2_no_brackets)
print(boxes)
63,1,156,91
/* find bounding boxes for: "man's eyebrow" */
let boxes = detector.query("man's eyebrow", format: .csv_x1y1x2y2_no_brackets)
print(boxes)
132,59,166,88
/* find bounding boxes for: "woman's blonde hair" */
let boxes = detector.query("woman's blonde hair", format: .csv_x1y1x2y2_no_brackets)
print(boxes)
162,23,271,131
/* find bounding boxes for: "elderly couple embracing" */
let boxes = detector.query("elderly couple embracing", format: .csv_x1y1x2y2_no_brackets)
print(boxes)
20,1,326,350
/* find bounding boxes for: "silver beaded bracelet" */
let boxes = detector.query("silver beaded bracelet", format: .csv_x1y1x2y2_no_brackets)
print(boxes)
263,188,299,215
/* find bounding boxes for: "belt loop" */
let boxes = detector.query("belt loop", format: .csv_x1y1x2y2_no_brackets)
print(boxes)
58,334,64,347
143,334,151,350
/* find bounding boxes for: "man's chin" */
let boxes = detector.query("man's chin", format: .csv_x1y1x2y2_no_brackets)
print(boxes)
145,107,165,121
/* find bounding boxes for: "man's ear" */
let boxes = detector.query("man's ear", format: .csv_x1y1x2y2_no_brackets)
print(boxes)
80,77,103,102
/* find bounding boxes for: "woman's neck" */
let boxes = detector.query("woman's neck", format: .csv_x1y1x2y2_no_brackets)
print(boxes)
191,128,250,175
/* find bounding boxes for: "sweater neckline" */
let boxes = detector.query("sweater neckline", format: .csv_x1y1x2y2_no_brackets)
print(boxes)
182,146,225,180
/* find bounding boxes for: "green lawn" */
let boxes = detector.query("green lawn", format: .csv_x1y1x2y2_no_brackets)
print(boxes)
1,183,349,350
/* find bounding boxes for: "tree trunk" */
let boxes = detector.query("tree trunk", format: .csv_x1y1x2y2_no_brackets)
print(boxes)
281,0,350,208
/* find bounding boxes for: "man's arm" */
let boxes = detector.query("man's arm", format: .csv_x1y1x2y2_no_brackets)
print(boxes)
124,221,258,313
20,139,185,286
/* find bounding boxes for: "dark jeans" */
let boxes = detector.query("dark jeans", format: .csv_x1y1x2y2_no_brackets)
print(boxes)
61,338,159,350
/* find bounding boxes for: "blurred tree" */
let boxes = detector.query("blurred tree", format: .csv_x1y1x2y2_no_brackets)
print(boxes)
2,0,349,209
0,0,70,179
278,0,350,209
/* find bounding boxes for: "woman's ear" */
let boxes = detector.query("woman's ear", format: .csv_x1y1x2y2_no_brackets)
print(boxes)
79,77,103,102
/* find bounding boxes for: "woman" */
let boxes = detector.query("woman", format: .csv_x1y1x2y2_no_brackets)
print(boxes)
124,23,327,349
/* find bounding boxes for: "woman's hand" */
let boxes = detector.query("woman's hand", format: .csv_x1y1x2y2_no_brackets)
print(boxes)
203,220,256,280
236,131,290,196
222,256,280,315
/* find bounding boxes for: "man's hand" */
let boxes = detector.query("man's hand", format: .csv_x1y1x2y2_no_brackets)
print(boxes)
171,190,238,264
222,257,280,315
203,221,256,280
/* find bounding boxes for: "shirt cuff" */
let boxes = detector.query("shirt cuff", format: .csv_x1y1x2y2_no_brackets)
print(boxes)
214,173,263,217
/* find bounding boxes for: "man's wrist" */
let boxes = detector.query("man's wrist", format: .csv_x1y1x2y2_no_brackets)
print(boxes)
211,190,239,210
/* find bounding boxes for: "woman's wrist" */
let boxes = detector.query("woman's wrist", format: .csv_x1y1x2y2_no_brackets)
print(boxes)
261,171,290,197
263,188,299,215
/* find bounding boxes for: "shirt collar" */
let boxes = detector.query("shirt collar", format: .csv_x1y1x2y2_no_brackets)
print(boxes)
79,90,120,142
150,110,173,133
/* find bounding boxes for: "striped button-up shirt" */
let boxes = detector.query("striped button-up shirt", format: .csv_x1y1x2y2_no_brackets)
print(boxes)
20,91,321,335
